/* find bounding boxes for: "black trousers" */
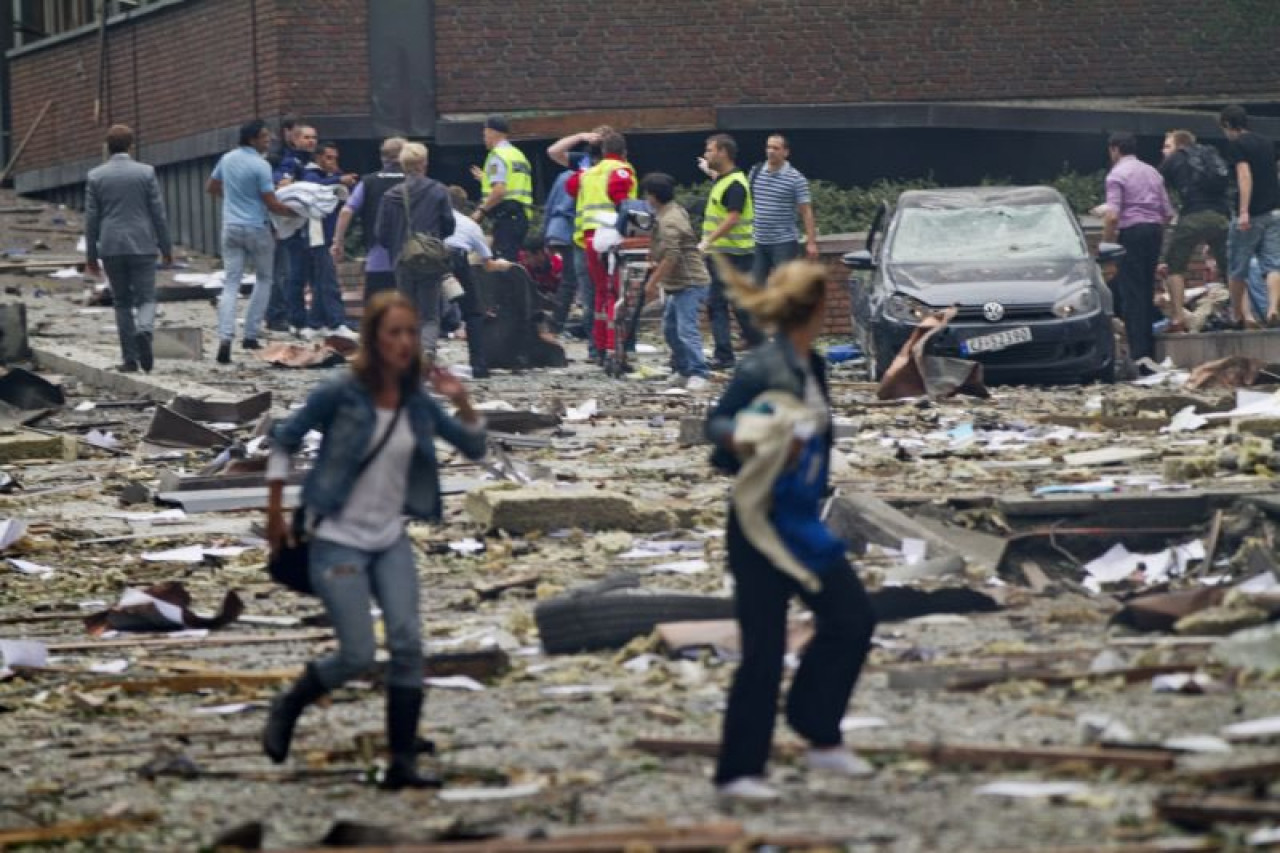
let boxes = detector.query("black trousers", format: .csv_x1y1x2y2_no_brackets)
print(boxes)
706,253,765,364
491,205,528,261
550,243,577,332
1114,223,1163,362
451,251,487,373
715,510,877,785
364,270,397,303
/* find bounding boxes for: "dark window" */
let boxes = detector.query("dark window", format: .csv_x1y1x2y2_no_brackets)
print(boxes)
12,0,171,46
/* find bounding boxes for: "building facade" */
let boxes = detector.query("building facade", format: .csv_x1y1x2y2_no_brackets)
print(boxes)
5,0,1280,254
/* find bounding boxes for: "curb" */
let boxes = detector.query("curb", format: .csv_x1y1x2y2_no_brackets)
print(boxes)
30,344,230,401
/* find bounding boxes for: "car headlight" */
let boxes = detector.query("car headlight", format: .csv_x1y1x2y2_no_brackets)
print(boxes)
1052,287,1100,318
884,292,931,323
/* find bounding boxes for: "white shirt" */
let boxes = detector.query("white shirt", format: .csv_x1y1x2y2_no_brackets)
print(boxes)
446,213,492,259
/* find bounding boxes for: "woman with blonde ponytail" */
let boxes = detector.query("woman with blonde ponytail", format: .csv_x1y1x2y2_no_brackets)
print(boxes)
704,260,878,802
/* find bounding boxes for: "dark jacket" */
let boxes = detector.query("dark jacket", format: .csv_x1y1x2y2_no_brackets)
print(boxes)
270,373,486,522
375,175,455,266
1160,147,1230,217
705,335,832,476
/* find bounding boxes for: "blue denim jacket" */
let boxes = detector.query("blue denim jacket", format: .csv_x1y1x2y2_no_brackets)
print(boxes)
271,373,487,521
705,335,832,476
542,170,576,246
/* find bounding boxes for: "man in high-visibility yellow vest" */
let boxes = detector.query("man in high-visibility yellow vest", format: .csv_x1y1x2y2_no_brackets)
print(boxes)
567,131,637,359
470,115,533,261
698,133,764,369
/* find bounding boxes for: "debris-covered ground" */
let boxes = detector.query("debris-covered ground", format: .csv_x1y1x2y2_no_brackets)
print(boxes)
2,191,1280,851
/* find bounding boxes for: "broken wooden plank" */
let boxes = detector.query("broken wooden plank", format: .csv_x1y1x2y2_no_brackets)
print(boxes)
1179,760,1280,787
945,663,1203,692
0,813,156,846
44,630,333,653
631,737,1176,772
1019,559,1054,593
1156,793,1280,827
474,572,540,601
1038,414,1169,432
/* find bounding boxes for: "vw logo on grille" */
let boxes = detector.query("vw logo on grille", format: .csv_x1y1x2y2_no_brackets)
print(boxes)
982,302,1005,322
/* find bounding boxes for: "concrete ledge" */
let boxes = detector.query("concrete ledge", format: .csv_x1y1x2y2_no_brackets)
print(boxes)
30,344,230,401
1155,330,1280,369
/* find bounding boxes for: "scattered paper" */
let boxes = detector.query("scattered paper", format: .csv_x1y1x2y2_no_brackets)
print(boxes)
141,545,249,563
89,659,129,674
1034,479,1116,496
119,588,183,626
49,266,84,279
540,684,613,697
84,429,121,450
564,399,598,421
622,654,663,674
0,518,28,550
1165,405,1209,433
1083,540,1204,592
104,509,187,524
1152,672,1216,693
975,781,1090,799
437,782,544,802
0,640,48,678
901,538,927,566
424,675,486,692
641,558,708,575
74,401,97,412
192,702,263,715
1221,716,1280,740
618,540,703,560
447,538,486,555
8,557,55,576
1162,735,1232,754
1248,826,1280,846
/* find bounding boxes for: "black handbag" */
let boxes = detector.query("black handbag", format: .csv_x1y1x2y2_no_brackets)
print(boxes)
268,403,405,595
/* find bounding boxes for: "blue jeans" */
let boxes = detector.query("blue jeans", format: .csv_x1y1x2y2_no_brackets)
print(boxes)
663,285,709,378
309,535,423,690
752,241,800,286
218,224,274,342
1227,210,1280,282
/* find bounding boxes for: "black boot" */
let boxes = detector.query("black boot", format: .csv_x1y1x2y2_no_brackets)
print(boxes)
379,687,442,790
262,663,326,764
136,332,153,372
464,316,489,379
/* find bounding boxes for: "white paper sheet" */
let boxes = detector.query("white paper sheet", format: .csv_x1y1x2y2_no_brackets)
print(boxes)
1222,716,1280,740
118,588,184,626
8,557,55,576
975,781,1090,799
424,675,486,692
0,519,28,550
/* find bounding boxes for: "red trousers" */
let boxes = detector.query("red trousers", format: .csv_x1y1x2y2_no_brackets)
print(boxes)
586,241,619,354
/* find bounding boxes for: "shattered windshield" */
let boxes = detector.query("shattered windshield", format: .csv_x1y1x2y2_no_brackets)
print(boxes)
889,202,1086,265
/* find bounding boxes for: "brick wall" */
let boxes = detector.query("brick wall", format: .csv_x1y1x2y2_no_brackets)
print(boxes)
434,0,1280,113
8,0,369,172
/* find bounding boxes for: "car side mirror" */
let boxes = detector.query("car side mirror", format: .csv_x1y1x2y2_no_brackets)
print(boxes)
842,250,876,270
1096,242,1126,264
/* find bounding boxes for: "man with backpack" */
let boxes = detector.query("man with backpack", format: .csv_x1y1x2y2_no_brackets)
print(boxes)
1159,129,1231,331
375,143,455,360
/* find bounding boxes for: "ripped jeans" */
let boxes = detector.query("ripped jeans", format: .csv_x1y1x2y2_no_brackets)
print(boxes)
308,535,423,690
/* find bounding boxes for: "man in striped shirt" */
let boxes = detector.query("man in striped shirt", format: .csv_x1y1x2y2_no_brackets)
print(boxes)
749,134,819,285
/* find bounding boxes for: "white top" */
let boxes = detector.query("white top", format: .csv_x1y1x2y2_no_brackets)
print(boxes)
446,211,492,259
268,407,415,552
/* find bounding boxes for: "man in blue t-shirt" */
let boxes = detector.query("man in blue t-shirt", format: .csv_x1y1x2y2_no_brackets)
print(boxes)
206,119,297,365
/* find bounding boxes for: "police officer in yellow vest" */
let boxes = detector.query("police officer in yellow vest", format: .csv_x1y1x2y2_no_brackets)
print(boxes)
697,133,765,369
470,115,534,261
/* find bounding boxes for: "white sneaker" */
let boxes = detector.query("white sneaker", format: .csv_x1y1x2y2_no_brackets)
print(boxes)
298,327,317,341
716,777,781,802
333,324,359,341
806,746,875,777
290,325,306,339
685,375,709,392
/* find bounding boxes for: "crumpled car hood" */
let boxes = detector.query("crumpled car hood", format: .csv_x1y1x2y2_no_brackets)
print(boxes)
886,259,1097,306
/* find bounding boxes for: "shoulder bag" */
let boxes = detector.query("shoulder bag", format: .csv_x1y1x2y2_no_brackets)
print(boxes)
267,402,405,595
397,182,452,278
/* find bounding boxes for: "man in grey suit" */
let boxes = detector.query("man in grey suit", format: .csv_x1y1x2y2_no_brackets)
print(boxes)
85,124,172,373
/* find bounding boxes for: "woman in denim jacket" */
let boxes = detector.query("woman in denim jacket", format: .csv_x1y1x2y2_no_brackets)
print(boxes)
263,290,486,789
704,260,878,802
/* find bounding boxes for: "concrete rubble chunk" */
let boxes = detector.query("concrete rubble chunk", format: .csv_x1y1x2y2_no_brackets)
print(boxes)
1174,603,1270,636
465,485,675,533
0,429,74,462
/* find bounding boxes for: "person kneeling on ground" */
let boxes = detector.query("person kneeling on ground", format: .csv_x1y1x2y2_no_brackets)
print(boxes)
263,291,486,789
704,259,878,802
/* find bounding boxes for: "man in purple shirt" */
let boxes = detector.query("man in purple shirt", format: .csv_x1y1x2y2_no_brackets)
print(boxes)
330,137,407,302
1102,132,1174,363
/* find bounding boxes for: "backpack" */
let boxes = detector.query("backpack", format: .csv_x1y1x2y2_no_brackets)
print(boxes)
1185,144,1229,198
397,184,451,278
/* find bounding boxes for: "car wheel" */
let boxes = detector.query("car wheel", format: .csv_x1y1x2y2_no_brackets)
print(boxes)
534,576,735,654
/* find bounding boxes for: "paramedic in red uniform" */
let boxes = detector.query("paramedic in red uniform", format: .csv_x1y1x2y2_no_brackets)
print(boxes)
566,132,637,359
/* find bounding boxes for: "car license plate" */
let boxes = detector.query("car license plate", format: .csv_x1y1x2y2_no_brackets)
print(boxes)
961,326,1032,355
